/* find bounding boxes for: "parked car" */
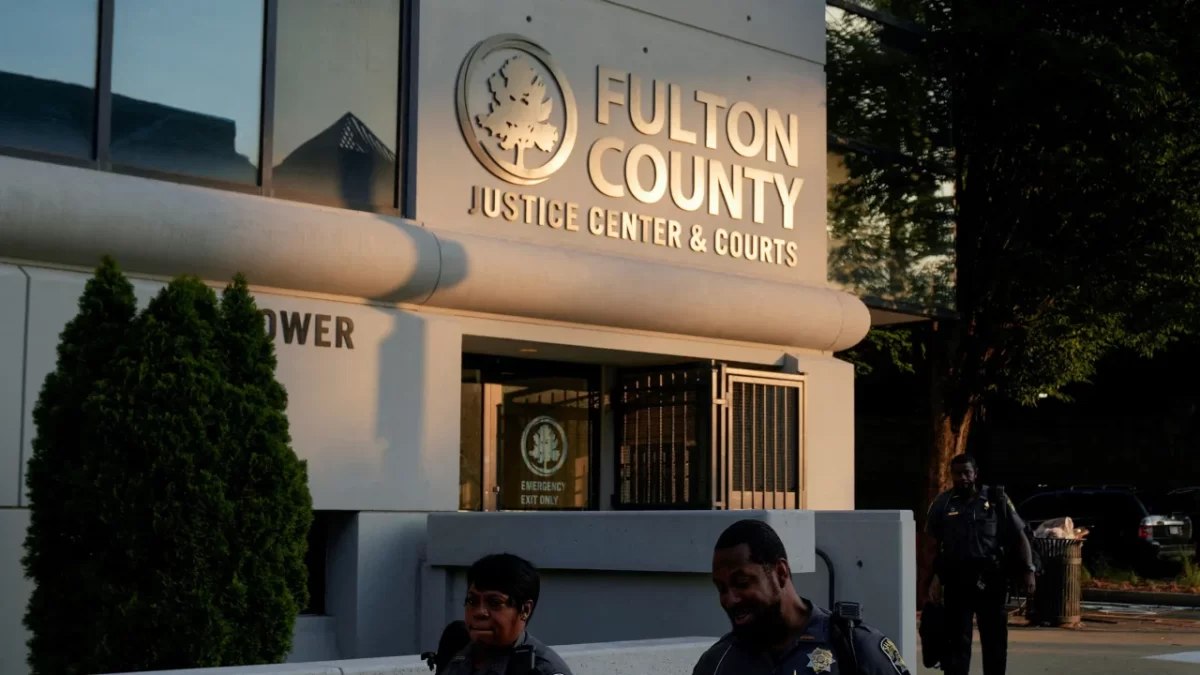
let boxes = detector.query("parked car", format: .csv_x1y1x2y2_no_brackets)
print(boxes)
1018,488,1194,571
1167,487,1200,549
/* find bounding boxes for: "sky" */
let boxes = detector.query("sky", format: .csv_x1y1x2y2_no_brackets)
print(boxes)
1,0,98,87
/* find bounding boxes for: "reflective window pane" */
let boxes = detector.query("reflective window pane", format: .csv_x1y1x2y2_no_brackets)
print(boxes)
827,149,955,310
272,0,399,209
110,0,263,184
460,372,484,512
0,0,98,158
828,0,937,28
826,6,950,160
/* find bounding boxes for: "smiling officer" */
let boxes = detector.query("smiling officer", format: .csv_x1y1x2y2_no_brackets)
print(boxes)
442,553,572,675
692,519,910,675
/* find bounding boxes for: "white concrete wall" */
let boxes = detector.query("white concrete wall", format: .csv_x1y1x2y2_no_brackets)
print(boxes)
420,510,815,651
0,509,34,675
785,354,857,510
796,511,918,668
418,510,917,667
0,267,26,508
8,265,465,512
0,260,873,673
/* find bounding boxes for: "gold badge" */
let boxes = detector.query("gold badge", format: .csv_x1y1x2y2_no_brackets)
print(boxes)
807,648,836,673
880,637,908,674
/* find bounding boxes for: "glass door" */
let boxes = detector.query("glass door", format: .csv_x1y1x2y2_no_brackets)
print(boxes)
460,356,600,511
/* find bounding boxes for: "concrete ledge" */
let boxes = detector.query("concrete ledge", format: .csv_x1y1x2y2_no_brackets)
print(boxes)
104,637,718,675
426,510,816,574
0,155,869,351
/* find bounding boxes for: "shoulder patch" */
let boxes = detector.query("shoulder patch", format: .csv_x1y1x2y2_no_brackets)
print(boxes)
880,637,908,674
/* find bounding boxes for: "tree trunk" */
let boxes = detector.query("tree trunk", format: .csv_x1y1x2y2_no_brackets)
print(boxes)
924,320,978,513
917,321,977,605
929,399,974,507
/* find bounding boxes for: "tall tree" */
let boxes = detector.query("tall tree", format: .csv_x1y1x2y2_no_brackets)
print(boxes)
829,0,1200,508
933,0,1200,504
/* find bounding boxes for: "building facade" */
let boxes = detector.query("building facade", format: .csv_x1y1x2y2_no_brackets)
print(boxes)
0,0,931,671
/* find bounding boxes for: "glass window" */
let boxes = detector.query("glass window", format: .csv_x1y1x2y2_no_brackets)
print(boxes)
0,0,98,158
110,0,263,184
460,356,598,512
497,376,593,511
460,371,484,511
271,0,399,209
827,149,955,310
826,5,955,312
826,6,949,159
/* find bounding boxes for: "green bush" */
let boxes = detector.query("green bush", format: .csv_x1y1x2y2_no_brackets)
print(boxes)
22,262,312,674
22,257,138,675
1180,557,1200,591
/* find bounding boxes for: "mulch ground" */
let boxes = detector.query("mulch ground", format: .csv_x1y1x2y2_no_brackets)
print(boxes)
1086,580,1200,594
1005,612,1200,633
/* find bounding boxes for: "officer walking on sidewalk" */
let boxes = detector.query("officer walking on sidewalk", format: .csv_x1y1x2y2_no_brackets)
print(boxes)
926,454,1036,675
692,519,911,675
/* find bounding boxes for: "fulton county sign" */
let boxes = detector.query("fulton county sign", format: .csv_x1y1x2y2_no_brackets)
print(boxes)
458,33,808,269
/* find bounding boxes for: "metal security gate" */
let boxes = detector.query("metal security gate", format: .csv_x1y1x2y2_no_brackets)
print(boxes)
614,365,717,509
614,364,806,510
722,369,806,510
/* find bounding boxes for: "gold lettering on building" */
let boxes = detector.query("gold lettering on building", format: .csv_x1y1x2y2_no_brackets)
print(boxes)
467,64,809,270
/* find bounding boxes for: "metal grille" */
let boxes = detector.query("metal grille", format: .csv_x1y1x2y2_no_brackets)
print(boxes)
615,368,710,508
728,377,801,509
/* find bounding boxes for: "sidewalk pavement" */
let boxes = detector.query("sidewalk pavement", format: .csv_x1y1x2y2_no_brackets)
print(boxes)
916,614,1200,674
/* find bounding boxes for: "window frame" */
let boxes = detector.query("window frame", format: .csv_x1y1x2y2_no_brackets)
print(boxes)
0,0,416,217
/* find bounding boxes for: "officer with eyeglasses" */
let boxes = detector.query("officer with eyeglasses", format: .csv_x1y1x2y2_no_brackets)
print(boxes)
440,553,573,675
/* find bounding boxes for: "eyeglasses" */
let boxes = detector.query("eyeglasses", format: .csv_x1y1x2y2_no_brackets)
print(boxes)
464,594,515,612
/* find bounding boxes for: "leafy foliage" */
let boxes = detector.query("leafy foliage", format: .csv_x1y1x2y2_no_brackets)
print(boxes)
829,0,1200,499
477,56,560,167
22,257,138,675
945,0,1200,406
23,264,311,674
840,327,921,377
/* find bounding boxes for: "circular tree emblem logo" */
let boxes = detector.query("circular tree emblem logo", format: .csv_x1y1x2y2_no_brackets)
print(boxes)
456,34,578,186
520,416,569,477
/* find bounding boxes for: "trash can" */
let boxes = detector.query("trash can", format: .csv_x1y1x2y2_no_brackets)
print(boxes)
1030,538,1084,627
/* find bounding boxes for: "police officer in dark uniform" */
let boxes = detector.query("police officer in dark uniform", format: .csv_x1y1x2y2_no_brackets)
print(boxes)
692,519,911,675
441,553,573,675
926,454,1035,675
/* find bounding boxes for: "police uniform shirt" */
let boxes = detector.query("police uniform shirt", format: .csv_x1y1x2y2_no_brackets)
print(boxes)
926,487,1022,564
442,631,573,675
691,599,910,675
